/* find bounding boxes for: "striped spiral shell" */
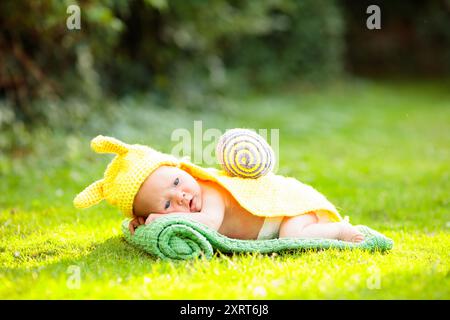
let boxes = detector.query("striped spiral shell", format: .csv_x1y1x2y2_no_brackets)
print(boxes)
216,128,275,179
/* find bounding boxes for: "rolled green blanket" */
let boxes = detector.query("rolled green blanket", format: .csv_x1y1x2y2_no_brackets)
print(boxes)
121,216,394,261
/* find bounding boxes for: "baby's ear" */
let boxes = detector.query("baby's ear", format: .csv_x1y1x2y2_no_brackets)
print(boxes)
90,135,129,155
73,179,104,209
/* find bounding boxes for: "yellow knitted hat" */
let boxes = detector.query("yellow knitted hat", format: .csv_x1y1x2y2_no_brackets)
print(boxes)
73,135,179,217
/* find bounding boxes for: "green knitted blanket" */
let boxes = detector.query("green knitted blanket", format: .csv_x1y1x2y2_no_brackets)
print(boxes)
121,216,393,261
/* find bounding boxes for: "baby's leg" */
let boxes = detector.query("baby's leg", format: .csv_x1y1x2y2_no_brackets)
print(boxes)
279,213,364,243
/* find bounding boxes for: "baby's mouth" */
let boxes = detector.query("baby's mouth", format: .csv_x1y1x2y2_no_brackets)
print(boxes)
190,196,199,212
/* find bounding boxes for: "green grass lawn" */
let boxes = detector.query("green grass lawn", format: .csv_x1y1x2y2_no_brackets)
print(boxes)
1,80,449,299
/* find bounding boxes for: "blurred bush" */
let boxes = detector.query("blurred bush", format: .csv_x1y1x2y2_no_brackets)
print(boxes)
0,0,344,129
341,0,450,76
225,0,344,87
1,0,449,134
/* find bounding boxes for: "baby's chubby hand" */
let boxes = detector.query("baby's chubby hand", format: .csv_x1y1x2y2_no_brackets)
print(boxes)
128,216,145,235
128,213,166,235
145,213,165,225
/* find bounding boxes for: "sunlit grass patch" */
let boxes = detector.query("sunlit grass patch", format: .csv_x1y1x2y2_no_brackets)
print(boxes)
0,80,449,299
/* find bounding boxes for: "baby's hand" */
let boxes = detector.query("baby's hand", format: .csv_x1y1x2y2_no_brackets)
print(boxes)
128,216,145,235
145,213,165,225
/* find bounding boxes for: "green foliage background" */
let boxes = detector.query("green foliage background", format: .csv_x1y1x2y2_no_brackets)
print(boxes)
0,0,343,121
2,0,448,132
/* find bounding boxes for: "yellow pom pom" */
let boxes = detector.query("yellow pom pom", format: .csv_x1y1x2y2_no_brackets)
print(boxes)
216,129,275,179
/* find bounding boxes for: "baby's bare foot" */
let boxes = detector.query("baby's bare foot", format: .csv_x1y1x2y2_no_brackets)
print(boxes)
337,221,365,243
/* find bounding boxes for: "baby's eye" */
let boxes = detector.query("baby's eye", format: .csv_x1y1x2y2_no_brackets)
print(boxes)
174,178,179,186
164,200,170,210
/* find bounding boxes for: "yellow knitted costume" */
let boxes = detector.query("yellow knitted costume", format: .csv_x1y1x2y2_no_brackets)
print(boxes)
73,135,343,222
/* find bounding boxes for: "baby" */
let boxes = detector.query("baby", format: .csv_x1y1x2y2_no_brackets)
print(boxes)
129,165,364,242
74,135,364,243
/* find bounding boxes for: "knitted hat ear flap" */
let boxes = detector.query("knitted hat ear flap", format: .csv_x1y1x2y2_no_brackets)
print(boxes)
73,179,105,209
91,135,129,155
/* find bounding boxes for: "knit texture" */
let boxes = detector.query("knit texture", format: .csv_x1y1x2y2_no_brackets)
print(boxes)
121,216,394,261
73,135,179,217
73,135,343,221
179,161,343,221
216,128,275,178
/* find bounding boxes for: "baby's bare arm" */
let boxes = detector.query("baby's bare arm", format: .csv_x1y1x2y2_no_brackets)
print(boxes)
145,183,225,230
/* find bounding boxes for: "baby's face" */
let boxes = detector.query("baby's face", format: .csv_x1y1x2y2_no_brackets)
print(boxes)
133,166,202,216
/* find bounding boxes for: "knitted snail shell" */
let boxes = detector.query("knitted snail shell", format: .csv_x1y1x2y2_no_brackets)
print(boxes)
216,128,275,179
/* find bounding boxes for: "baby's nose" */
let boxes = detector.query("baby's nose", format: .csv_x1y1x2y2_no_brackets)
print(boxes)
176,191,192,205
